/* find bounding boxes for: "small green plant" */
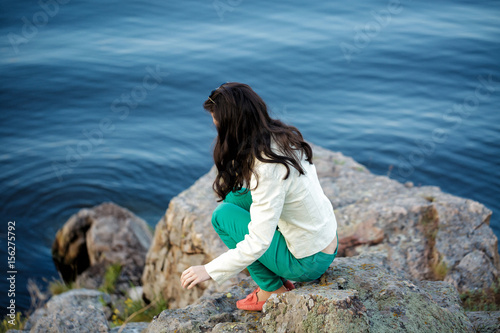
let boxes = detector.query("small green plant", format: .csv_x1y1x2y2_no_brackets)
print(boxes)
1,312,27,333
460,278,500,311
48,279,77,295
100,263,123,294
109,296,168,329
431,259,449,280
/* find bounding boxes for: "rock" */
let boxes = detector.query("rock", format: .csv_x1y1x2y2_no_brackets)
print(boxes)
110,322,149,333
144,278,261,333
445,250,499,292
211,322,260,332
466,311,500,333
142,143,500,308
127,286,144,302
24,289,111,333
262,256,474,332
409,187,499,292
145,256,475,332
263,288,370,332
52,202,153,291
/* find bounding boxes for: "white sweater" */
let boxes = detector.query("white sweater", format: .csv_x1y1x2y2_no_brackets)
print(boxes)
204,149,337,285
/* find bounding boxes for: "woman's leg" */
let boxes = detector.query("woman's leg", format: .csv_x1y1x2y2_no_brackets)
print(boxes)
213,189,337,290
223,188,252,211
260,232,338,283
211,202,284,292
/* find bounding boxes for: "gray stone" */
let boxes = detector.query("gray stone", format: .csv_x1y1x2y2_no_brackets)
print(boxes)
262,288,370,333
110,322,149,333
466,311,500,333
24,289,110,333
416,280,466,315
262,257,474,333
211,322,261,332
144,278,261,333
126,286,144,302
445,250,499,293
52,202,153,292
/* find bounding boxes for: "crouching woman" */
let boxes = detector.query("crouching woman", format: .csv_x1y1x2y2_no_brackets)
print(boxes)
181,82,338,311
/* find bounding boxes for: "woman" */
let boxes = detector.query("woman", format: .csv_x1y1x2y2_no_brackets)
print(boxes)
180,82,338,311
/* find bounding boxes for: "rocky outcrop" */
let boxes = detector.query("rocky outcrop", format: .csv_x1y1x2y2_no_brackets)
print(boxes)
262,256,474,332
142,143,499,308
312,145,498,291
28,143,498,332
12,261,498,333
145,256,476,332
12,262,499,332
52,202,153,291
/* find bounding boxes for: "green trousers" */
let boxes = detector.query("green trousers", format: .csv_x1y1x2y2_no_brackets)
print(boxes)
211,189,338,292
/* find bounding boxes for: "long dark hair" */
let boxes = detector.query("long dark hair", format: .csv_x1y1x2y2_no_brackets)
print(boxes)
203,82,313,201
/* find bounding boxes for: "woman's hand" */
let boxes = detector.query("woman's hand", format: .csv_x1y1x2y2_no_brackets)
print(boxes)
180,265,211,289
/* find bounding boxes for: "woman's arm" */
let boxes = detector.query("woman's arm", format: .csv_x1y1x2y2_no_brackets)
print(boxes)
180,161,289,288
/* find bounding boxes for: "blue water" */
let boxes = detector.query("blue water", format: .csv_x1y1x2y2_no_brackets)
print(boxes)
1,0,499,316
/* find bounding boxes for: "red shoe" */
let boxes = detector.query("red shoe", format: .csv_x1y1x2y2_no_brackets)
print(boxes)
236,287,266,311
236,282,295,311
283,280,295,291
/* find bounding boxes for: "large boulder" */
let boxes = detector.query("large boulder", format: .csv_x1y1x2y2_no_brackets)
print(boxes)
145,256,475,332
23,289,111,332
52,202,153,291
262,256,473,332
144,278,261,333
312,144,498,290
142,143,499,308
